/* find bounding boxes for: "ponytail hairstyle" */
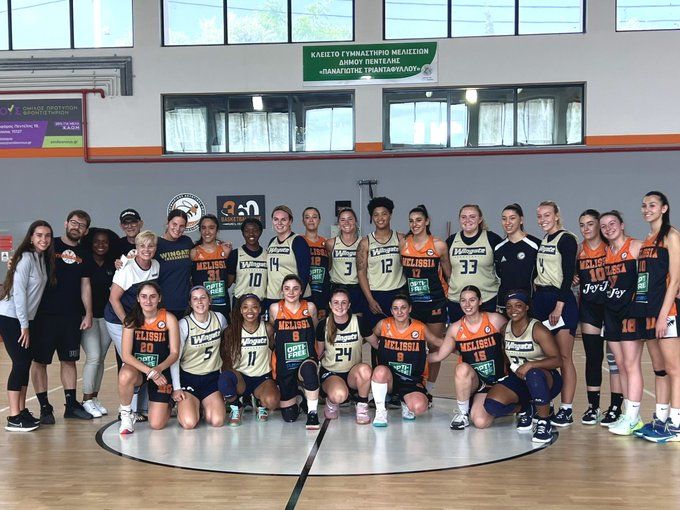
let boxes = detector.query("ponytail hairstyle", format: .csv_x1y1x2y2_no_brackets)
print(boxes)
502,203,525,232
459,204,488,231
326,286,352,345
336,207,357,221
221,294,260,370
599,210,626,240
538,200,562,229
459,284,482,301
645,191,671,246
409,204,432,236
579,209,605,244
0,220,56,300
123,281,164,329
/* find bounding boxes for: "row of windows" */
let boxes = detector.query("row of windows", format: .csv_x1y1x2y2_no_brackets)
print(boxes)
0,2,679,51
163,84,584,154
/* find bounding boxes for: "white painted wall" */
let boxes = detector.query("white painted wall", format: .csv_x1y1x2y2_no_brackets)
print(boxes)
2,0,679,148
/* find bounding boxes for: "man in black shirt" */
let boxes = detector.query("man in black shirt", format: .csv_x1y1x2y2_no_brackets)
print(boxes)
113,208,143,259
32,210,94,422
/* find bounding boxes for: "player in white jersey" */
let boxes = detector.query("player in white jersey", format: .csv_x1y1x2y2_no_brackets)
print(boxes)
482,291,562,443
316,287,375,424
227,218,268,305
218,294,280,425
171,286,228,429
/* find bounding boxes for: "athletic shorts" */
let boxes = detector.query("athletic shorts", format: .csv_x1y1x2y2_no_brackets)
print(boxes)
603,308,639,342
364,287,407,330
240,372,272,397
320,366,349,385
276,358,317,401
411,300,447,324
496,369,562,406
32,313,82,364
579,300,605,329
308,287,331,316
531,288,578,336
385,367,427,400
330,283,366,316
180,369,220,401
447,297,497,324
637,315,679,340
148,368,173,404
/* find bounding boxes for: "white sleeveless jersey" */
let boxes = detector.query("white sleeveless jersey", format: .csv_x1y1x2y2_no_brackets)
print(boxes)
503,318,545,373
266,234,310,299
329,237,360,286
321,314,363,373
535,230,576,288
447,231,498,303
367,231,406,291
179,312,224,375
233,247,268,299
233,321,272,377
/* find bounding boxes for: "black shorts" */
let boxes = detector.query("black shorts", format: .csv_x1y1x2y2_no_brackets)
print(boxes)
320,366,349,385
531,288,579,336
603,308,639,341
276,358,317,401
180,369,220,401
496,369,562,406
331,283,367,316
240,372,272,397
579,300,604,329
148,368,173,404
385,367,427,400
364,287,407,329
637,315,679,340
447,297,497,324
411,300,447,324
32,313,82,364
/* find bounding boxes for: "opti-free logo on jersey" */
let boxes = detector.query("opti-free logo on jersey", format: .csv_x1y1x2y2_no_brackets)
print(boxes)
168,193,206,233
217,195,266,230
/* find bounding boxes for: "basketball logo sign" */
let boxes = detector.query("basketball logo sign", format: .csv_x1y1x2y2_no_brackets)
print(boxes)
217,195,266,230
168,193,206,233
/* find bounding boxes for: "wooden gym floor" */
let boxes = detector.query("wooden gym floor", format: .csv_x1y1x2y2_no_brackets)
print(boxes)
0,337,678,510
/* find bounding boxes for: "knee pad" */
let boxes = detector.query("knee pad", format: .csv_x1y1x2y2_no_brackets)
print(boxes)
483,398,516,418
525,369,550,406
606,351,619,375
655,369,668,377
299,361,319,392
281,404,300,423
218,371,238,398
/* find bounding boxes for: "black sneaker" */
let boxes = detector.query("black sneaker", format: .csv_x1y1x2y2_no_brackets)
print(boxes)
517,411,533,431
426,392,433,409
551,407,574,427
21,409,41,427
532,419,553,443
64,402,94,420
5,414,39,432
581,406,601,425
600,405,621,428
387,394,401,410
305,411,320,430
40,404,56,425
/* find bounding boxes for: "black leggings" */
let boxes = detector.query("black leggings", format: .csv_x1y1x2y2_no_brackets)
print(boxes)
0,315,33,391
582,333,604,387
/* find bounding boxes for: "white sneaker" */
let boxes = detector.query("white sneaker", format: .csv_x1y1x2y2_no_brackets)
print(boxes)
373,408,388,428
609,415,643,436
119,408,136,435
93,398,108,416
450,409,470,430
83,399,103,418
401,402,415,421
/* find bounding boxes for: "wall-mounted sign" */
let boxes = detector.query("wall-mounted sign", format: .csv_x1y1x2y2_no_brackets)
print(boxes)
0,99,82,149
168,193,206,233
303,42,437,86
217,195,266,230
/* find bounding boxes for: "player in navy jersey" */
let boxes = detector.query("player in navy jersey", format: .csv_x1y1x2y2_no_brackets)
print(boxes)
31,210,94,423
533,201,579,427
494,204,539,313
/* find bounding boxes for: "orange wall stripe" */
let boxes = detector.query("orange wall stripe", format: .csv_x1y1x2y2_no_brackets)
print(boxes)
89,146,163,157
355,142,383,152
586,134,680,146
0,146,163,158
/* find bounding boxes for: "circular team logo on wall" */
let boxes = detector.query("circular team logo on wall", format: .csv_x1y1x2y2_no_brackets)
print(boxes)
168,193,206,233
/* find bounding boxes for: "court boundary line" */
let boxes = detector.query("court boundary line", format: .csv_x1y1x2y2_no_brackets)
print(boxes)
286,417,331,509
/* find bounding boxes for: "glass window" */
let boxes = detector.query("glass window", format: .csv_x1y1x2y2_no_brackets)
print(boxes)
518,85,583,145
451,0,515,37
0,1,8,50
292,0,353,42
164,96,226,153
12,0,70,49
227,0,287,44
292,92,353,151
519,0,583,35
228,95,290,152
163,0,224,46
450,101,469,147
73,0,133,48
566,101,582,144
385,0,448,39
617,0,680,31
386,90,448,147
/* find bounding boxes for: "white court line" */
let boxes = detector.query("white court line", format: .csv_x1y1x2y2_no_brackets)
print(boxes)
0,363,117,414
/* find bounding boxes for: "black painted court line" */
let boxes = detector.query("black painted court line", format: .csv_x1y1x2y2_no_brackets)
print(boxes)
285,418,331,510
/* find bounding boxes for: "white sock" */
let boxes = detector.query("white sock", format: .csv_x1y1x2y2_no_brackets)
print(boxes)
457,400,470,415
371,381,388,412
560,402,573,410
307,399,319,413
622,399,629,413
426,381,436,393
120,404,132,413
625,401,640,420
670,408,680,427
656,403,670,421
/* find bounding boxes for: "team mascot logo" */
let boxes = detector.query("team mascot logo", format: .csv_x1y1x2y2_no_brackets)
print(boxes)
168,193,206,233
